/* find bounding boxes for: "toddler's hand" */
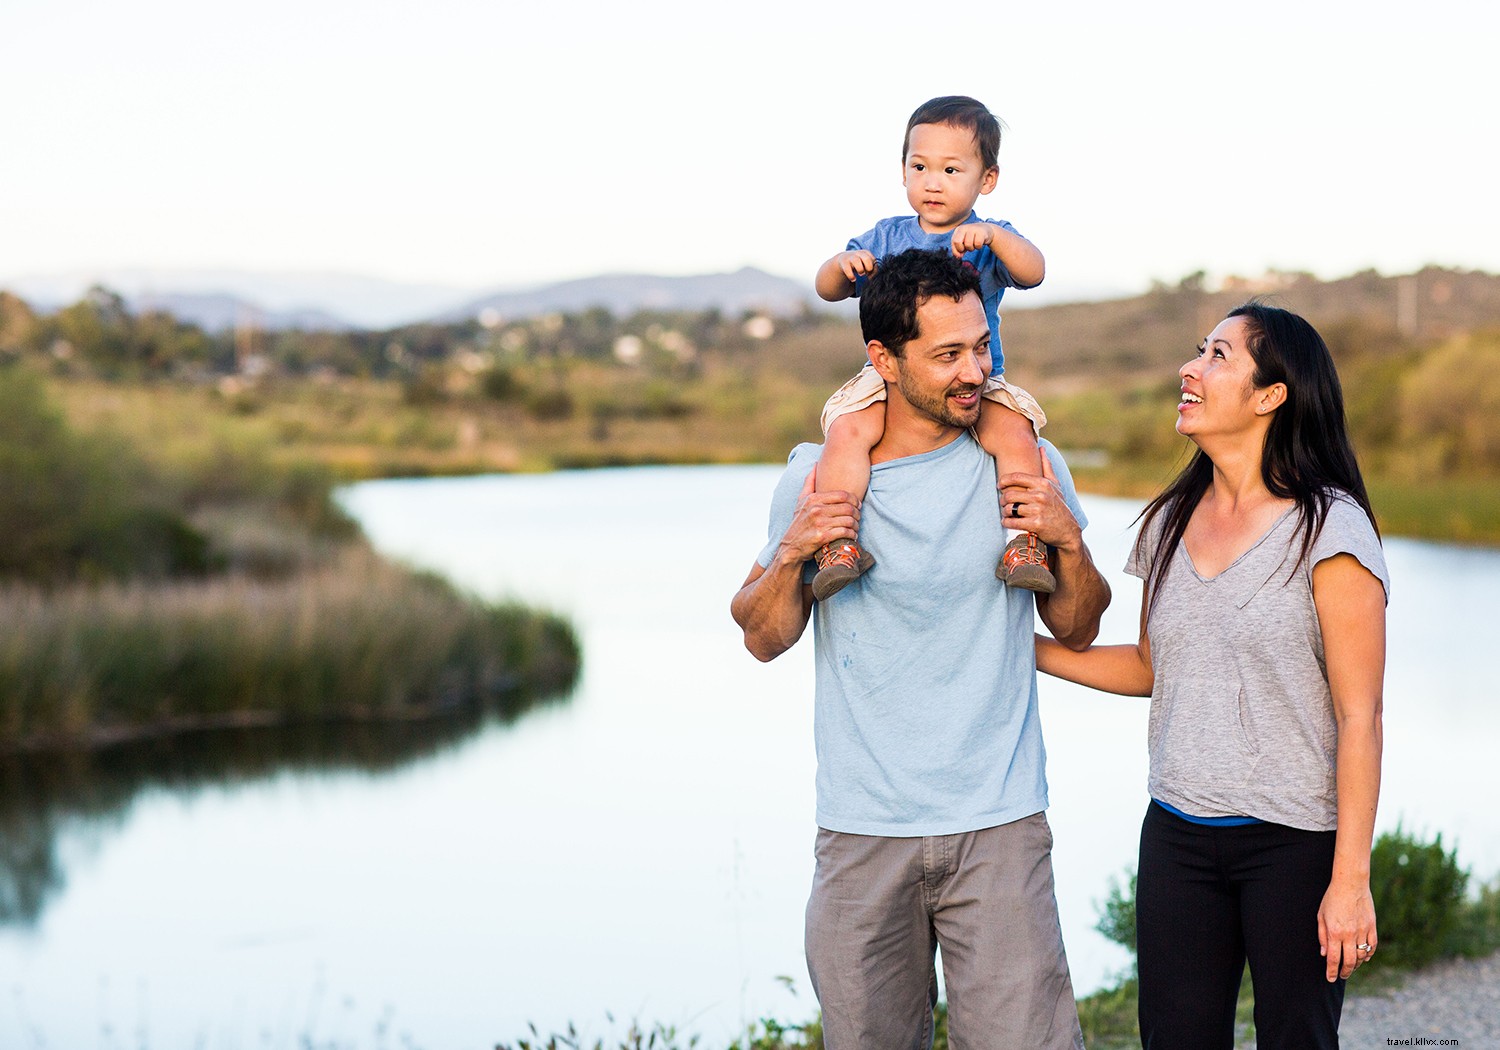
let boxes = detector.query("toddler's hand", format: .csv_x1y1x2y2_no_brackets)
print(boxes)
837,250,877,283
950,223,995,256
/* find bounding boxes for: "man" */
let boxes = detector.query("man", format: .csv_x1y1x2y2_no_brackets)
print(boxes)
731,249,1110,1048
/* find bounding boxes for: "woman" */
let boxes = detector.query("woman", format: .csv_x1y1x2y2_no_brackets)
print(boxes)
1039,303,1387,1048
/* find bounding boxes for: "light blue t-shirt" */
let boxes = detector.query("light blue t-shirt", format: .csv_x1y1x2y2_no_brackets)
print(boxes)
756,434,1088,836
848,213,1028,373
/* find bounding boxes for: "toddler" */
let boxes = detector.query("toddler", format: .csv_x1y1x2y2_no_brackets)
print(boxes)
811,95,1053,601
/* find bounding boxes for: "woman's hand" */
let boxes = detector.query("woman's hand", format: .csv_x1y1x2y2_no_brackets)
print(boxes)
1318,876,1378,981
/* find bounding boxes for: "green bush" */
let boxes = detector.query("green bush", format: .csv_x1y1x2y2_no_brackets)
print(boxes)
0,367,211,582
527,387,575,421
482,365,525,402
1096,869,1138,962
1369,825,1469,970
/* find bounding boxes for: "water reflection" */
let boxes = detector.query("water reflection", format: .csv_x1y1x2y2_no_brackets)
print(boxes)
0,688,576,928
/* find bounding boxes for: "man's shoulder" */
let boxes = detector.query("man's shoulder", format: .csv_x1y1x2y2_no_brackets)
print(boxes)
768,443,823,503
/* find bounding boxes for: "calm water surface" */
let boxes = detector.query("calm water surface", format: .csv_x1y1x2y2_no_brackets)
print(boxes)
1,465,1495,1048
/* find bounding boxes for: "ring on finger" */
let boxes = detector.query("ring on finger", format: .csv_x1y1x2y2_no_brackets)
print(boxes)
1011,501,1022,518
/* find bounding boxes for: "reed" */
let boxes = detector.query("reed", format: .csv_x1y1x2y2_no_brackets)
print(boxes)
0,545,579,750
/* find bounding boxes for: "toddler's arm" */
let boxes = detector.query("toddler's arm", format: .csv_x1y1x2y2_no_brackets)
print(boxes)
951,222,1045,289
815,249,877,302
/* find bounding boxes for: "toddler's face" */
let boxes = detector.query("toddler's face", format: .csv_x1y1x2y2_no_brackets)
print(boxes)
902,122,998,234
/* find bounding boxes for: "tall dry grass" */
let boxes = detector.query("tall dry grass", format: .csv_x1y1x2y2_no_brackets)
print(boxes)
0,545,579,749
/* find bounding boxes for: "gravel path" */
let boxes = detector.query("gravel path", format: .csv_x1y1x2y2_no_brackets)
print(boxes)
1229,950,1500,1048
1336,951,1500,1049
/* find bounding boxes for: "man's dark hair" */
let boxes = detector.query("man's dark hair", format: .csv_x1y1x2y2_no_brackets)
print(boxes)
902,95,1002,169
860,249,982,357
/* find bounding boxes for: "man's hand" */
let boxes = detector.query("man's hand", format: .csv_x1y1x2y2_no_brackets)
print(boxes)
731,466,859,662
998,454,1082,555
778,466,862,565
949,223,996,257
999,452,1110,648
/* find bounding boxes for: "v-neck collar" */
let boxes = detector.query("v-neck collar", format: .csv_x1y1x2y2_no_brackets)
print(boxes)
1182,503,1298,586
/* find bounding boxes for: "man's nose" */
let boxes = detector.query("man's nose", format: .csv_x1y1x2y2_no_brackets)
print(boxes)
960,351,986,383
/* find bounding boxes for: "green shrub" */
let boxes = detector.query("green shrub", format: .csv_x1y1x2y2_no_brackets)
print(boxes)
1449,877,1500,959
482,365,525,402
527,387,575,421
1096,869,1138,962
0,367,211,582
1368,825,1468,971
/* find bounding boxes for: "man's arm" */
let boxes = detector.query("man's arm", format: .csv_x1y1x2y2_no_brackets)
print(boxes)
998,453,1110,649
730,467,860,661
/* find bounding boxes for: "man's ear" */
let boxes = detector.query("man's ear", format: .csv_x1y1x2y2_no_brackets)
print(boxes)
868,340,900,383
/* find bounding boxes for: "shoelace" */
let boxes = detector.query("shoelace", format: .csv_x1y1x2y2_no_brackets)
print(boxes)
817,541,863,571
1003,534,1047,569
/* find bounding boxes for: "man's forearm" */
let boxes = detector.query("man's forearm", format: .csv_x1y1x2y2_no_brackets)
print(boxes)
731,552,814,662
1037,541,1110,649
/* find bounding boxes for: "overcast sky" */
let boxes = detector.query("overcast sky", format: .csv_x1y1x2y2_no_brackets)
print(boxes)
3,0,1497,300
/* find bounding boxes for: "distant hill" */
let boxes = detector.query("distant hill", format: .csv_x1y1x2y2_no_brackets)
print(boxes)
438,266,821,324
130,291,352,333
1,265,828,331
1001,266,1500,395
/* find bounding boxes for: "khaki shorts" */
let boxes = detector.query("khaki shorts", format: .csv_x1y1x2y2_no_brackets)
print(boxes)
820,362,1047,437
804,813,1084,1049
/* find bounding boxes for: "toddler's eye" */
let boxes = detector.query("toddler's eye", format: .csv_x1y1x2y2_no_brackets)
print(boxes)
945,167,958,175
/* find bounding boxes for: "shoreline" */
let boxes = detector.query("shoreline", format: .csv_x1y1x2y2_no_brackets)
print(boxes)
337,458,1500,551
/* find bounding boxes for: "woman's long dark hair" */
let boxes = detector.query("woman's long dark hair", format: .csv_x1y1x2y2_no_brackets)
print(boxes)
1137,302,1378,608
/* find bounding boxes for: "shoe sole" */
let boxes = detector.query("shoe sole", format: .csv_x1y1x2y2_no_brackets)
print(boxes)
1003,566,1057,594
812,551,877,602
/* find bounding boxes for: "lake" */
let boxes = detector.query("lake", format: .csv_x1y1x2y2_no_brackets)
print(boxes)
1,464,1496,1048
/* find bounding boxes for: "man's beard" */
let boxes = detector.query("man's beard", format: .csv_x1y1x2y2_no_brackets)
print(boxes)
893,366,982,430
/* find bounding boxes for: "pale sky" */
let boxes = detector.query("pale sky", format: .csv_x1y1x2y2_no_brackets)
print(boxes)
3,0,1497,301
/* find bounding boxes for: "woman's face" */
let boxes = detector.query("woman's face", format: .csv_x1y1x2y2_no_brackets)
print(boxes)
1176,316,1270,442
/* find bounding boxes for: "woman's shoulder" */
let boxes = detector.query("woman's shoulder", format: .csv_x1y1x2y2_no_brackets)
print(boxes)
1125,498,1179,578
1309,490,1389,597
1317,490,1379,538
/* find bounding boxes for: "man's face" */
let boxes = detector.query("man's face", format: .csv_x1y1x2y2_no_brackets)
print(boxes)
884,291,992,429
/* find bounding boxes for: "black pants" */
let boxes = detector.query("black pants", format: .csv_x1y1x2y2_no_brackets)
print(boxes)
1136,802,1344,1049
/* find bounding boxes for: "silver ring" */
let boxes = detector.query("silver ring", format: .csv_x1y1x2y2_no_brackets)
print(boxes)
1357,943,1372,951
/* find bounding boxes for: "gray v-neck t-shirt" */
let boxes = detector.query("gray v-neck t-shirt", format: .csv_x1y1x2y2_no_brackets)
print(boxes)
1125,494,1389,831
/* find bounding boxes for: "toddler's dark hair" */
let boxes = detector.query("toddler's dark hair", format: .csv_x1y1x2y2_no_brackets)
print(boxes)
902,96,1002,169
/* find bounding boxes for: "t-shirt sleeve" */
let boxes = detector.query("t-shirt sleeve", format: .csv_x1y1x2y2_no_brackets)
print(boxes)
1124,507,1167,581
981,218,1023,290
1039,439,1088,531
755,444,821,570
1309,496,1390,603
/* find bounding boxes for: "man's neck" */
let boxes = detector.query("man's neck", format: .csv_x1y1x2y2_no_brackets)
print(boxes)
870,397,965,465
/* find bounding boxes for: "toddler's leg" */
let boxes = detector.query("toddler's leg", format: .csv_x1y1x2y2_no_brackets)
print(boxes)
976,402,1056,594
813,403,884,601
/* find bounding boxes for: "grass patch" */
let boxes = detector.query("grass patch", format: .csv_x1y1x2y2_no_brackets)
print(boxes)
0,544,579,750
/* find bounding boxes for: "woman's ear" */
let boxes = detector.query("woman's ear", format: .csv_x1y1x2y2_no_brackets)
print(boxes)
1256,382,1288,415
